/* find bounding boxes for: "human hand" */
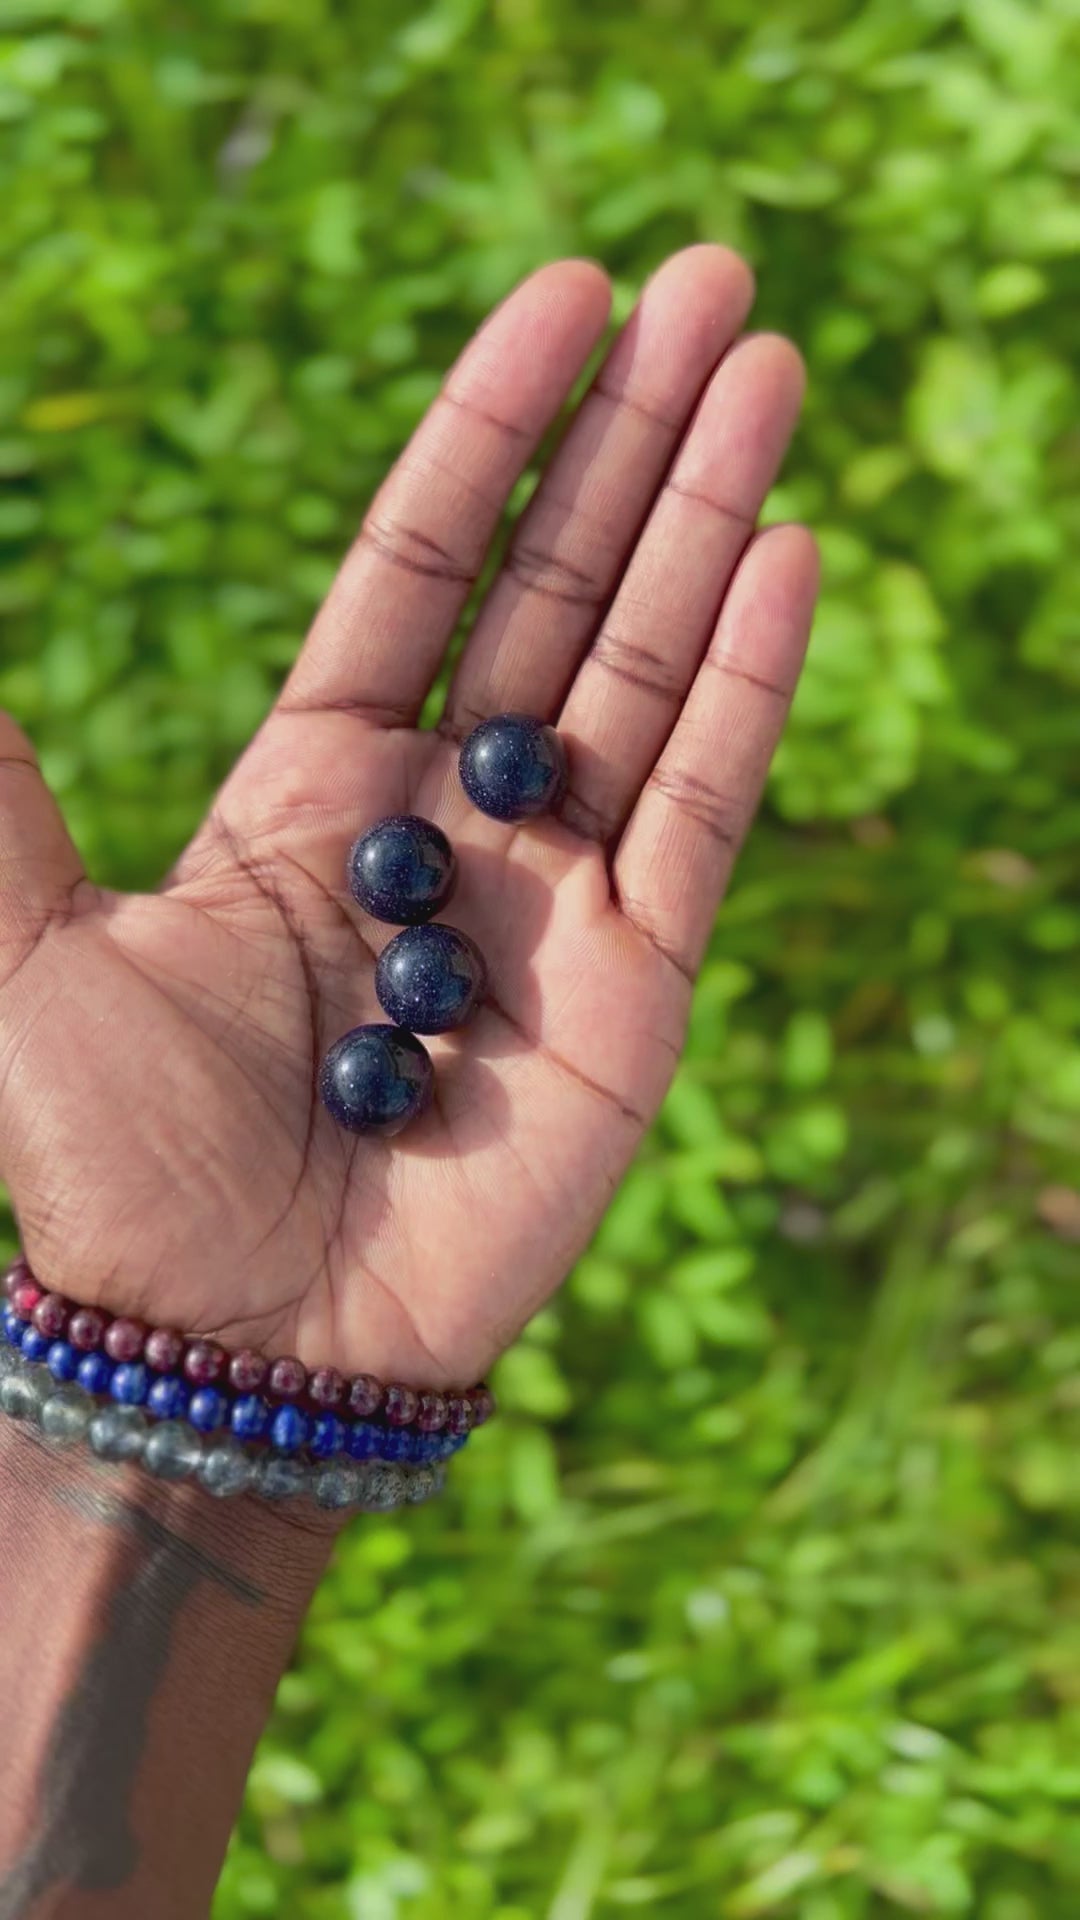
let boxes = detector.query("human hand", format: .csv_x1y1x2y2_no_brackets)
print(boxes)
0,247,817,1387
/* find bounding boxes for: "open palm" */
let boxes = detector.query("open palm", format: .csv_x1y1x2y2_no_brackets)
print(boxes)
0,248,818,1388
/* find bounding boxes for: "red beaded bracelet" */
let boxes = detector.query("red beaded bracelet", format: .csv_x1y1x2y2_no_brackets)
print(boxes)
2,1253,495,1435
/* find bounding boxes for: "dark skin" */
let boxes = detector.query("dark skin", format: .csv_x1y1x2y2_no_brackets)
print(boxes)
0,247,819,1914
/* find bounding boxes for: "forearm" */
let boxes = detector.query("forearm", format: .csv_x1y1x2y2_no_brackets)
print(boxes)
0,1418,335,1920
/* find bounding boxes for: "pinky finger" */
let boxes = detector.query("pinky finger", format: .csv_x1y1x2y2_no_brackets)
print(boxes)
612,523,819,982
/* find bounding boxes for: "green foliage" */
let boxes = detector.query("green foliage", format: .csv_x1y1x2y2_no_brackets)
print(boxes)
3,0,1080,1913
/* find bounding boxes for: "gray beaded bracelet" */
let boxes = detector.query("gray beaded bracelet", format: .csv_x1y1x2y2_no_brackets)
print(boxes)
0,1343,445,1514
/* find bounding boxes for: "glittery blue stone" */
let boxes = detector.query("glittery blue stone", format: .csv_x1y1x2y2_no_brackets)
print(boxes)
77,1352,113,1395
147,1375,189,1421
269,1404,309,1454
347,814,457,926
110,1362,149,1407
414,1432,440,1463
375,923,487,1035
309,1413,346,1460
458,712,567,823
20,1326,51,1363
380,1425,416,1463
2,1306,23,1346
46,1340,78,1383
345,1420,381,1461
231,1394,270,1441
187,1386,226,1433
319,1024,434,1137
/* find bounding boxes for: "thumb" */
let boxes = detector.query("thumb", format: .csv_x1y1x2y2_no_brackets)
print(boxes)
0,712,87,984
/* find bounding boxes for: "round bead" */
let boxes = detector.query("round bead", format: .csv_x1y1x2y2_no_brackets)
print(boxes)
345,1420,380,1460
187,1387,227,1433
230,1394,270,1441
313,1462,364,1510
228,1349,268,1394
20,1326,51,1363
104,1319,145,1364
144,1421,202,1481
445,1394,475,1436
257,1455,308,1502
76,1352,113,1396
319,1024,434,1137
348,1374,383,1418
0,1343,19,1380
183,1340,225,1386
11,1281,43,1321
380,1425,416,1462
110,1362,149,1407
40,1385,93,1447
458,713,567,823
416,1390,448,1432
269,1404,309,1454
2,1255,31,1300
347,814,457,926
365,1464,408,1511
309,1413,345,1460
0,1368,45,1421
88,1405,147,1462
267,1356,307,1401
384,1383,419,1427
406,1465,440,1505
68,1307,108,1353
33,1294,69,1340
308,1366,345,1410
46,1340,78,1383
2,1305,24,1346
375,923,487,1035
198,1442,257,1499
145,1328,185,1374
146,1375,189,1421
470,1385,496,1427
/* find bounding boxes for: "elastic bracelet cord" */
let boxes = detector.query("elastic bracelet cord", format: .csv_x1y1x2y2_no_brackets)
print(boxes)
0,1340,446,1513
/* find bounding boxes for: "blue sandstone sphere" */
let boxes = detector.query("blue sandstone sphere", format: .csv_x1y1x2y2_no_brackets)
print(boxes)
319,1025,435,1136
347,815,457,925
458,713,567,823
375,924,487,1035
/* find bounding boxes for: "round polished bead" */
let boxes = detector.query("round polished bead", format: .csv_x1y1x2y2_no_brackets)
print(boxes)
188,1387,226,1433
0,1343,18,1379
348,1374,383,1418
11,1281,43,1321
2,1305,24,1346
416,1390,448,1433
347,814,457,926
228,1349,268,1394
88,1405,147,1462
198,1442,257,1499
381,1425,416,1462
46,1340,78,1383
414,1432,440,1463
40,1385,93,1447
365,1464,408,1511
110,1362,149,1407
33,1294,69,1340
384,1383,420,1427
406,1465,440,1505
345,1420,380,1461
183,1340,225,1386
145,1328,185,1374
267,1356,307,1401
76,1352,113,1395
375,924,487,1035
445,1394,474,1436
470,1385,496,1427
230,1394,270,1441
104,1319,146,1364
147,1375,189,1421
0,1368,44,1421
309,1413,345,1460
319,1025,434,1138
20,1326,51,1363
308,1366,345,1410
313,1461,364,1509
144,1421,202,1481
68,1307,108,1353
257,1455,308,1502
2,1255,31,1300
458,713,567,823
269,1404,309,1454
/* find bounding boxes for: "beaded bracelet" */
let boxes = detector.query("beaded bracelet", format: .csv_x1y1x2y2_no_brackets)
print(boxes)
0,1341,445,1514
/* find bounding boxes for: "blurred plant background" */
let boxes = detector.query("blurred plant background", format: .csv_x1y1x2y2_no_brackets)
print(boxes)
3,0,1080,1913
